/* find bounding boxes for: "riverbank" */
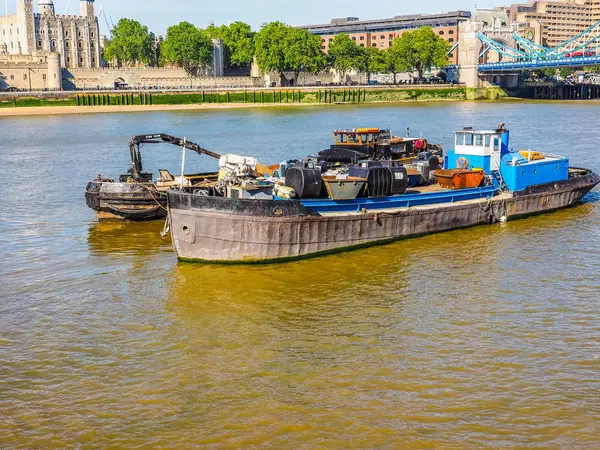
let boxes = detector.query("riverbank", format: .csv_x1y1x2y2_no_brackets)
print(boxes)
0,85,472,116
0,99,476,117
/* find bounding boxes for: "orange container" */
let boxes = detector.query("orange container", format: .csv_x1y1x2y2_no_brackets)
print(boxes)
434,169,485,190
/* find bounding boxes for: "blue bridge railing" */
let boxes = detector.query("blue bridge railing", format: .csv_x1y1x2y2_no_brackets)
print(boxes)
479,56,600,72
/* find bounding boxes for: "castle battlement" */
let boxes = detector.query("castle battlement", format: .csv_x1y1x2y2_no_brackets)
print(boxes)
1,0,101,69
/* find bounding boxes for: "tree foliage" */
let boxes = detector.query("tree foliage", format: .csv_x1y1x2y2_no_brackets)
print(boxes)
160,22,213,74
207,21,255,68
363,47,391,81
388,27,450,78
254,22,326,77
104,18,155,67
328,34,365,78
284,28,327,79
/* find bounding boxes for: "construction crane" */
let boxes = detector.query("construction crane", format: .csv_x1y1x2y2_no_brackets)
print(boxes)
128,134,221,180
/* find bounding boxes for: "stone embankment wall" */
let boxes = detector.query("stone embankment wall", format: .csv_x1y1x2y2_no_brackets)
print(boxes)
62,67,263,90
0,85,468,108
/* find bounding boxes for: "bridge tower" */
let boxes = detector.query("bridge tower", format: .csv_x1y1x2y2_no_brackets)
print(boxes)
458,10,521,90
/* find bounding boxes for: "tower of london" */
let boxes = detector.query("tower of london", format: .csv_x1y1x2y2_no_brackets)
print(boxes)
0,0,102,68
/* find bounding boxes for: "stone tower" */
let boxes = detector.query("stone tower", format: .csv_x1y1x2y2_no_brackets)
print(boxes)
80,0,95,18
39,0,56,16
16,0,35,55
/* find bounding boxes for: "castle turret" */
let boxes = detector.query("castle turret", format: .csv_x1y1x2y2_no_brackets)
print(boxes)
39,0,55,15
16,0,35,54
47,52,62,90
80,0,95,18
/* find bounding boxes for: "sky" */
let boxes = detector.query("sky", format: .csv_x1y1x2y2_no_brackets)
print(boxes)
5,0,502,35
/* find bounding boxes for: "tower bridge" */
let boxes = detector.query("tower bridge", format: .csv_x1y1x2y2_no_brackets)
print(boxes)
457,10,600,89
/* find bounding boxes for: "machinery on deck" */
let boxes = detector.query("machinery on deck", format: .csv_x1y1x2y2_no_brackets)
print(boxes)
85,134,221,221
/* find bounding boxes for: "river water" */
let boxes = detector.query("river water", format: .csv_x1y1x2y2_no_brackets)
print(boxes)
1,102,599,448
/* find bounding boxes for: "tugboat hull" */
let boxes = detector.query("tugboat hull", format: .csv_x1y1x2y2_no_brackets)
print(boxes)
86,181,167,222
167,169,599,264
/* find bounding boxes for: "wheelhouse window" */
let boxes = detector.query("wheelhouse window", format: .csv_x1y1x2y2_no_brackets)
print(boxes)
485,135,491,147
465,133,474,146
493,138,501,152
455,133,465,146
475,134,484,146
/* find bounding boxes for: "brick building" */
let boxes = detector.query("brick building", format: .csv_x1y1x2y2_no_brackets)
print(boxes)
298,11,472,64
501,0,600,48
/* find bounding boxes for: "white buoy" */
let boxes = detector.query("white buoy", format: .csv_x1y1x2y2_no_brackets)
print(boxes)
499,216,508,223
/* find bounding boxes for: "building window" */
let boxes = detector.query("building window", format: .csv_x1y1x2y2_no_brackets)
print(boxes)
380,42,385,47
80,57,83,63
372,43,377,47
321,38,325,42
43,74,47,80
65,31,69,37
321,45,325,49
380,35,385,39
449,38,454,43
23,74,27,80
439,31,445,35
449,53,454,58
352,37,356,41
449,30,454,35
359,43,364,47
389,34,394,40
10,74,14,80
359,36,364,41
91,32,94,38
38,40,42,47
78,41,82,49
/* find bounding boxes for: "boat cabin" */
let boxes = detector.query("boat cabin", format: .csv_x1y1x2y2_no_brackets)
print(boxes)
446,126,569,192
445,128,509,174
333,128,390,148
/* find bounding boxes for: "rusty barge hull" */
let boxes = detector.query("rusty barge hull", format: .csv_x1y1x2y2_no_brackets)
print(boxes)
167,170,599,264
85,182,167,221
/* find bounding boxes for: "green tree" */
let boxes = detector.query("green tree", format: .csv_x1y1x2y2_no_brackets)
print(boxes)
254,22,289,73
207,21,255,68
254,22,326,82
104,18,155,67
160,22,213,74
284,28,327,82
363,47,391,83
328,34,364,81
389,27,450,79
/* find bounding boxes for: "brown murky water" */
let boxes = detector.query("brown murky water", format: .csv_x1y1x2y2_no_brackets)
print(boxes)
1,102,599,448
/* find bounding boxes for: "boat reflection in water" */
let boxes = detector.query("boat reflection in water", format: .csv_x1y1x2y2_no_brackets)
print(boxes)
87,221,171,258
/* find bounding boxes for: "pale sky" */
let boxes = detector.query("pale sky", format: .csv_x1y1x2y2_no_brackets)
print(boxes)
6,0,501,35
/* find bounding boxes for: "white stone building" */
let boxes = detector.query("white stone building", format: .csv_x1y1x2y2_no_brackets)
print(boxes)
0,0,101,68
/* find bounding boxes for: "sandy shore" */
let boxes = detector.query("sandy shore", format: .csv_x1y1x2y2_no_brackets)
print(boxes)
0,102,324,117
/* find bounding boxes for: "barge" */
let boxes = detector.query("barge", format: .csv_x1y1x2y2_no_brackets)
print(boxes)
85,134,221,221
167,125,599,263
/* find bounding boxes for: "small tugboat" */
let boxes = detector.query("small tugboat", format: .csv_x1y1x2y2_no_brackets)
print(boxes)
166,124,599,263
85,134,220,221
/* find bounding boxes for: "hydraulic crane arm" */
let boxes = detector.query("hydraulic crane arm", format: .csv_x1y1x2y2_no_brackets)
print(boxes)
128,133,222,179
